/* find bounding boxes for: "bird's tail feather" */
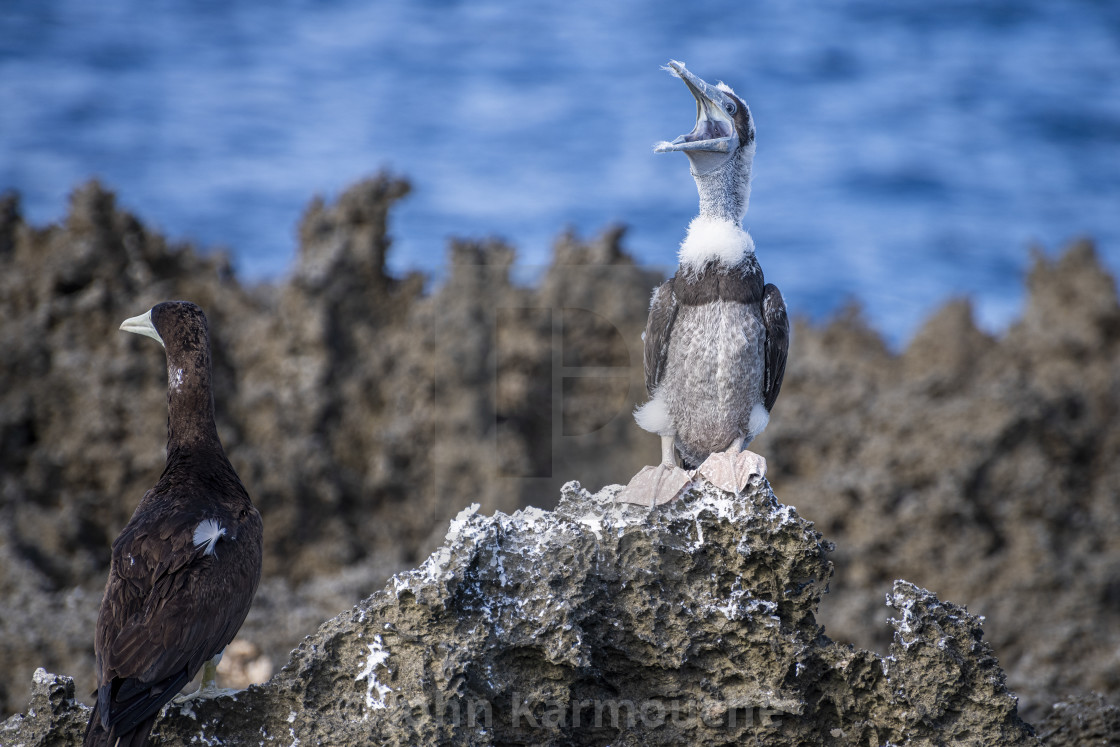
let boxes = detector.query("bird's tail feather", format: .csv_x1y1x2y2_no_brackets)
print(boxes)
83,701,111,747
84,705,159,747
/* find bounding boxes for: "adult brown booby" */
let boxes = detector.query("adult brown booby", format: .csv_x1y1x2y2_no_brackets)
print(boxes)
619,61,789,506
84,301,263,747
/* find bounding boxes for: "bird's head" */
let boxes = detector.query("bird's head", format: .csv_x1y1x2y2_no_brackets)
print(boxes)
121,301,212,394
120,301,209,356
655,60,754,178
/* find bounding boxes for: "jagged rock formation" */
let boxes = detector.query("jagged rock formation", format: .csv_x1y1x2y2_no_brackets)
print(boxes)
2,479,1039,746
1,177,1118,740
753,242,1120,723
1035,694,1120,746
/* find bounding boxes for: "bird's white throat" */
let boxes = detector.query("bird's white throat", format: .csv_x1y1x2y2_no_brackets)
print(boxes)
678,216,755,269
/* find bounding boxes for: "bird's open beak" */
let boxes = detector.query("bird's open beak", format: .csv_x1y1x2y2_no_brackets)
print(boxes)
654,60,738,154
120,309,165,347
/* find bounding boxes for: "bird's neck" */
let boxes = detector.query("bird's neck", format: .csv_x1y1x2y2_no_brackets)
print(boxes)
677,214,755,269
691,145,753,226
679,146,756,270
164,354,223,457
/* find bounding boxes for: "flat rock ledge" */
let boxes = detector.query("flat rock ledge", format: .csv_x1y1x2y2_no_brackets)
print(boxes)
3,478,1037,746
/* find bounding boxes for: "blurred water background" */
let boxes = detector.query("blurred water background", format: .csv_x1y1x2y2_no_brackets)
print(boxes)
2,0,1118,345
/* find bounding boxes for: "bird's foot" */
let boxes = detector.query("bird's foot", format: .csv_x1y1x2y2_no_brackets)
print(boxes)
174,659,235,706
616,463,693,508
697,448,767,495
175,682,239,706
174,683,237,708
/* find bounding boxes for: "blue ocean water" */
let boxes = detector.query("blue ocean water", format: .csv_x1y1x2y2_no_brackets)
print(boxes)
2,0,1118,344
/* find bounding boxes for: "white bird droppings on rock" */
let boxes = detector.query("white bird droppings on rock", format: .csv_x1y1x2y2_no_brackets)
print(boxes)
355,635,392,716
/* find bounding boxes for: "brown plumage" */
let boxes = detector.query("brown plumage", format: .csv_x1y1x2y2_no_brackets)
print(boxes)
85,301,262,747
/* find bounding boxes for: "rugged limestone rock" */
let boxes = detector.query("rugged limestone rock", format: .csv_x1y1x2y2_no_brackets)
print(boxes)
2,479,1038,746
753,241,1120,724
1035,694,1120,747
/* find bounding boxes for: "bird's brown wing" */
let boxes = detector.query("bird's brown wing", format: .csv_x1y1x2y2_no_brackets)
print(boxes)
94,504,260,736
761,283,789,411
644,279,679,395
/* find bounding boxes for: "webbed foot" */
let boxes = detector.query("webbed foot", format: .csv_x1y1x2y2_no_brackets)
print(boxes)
616,463,693,508
174,656,235,706
697,448,766,494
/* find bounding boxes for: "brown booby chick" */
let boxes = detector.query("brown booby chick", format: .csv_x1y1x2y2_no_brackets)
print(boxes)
619,61,789,506
84,301,263,747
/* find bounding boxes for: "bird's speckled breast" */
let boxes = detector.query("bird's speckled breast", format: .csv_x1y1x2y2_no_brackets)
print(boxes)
662,299,765,466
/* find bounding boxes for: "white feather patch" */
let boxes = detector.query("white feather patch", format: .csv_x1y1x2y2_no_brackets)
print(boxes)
634,392,672,435
678,216,754,268
747,402,770,439
193,519,227,556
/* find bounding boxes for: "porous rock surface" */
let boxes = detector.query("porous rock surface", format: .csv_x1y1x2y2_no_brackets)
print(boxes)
3,479,1037,746
754,243,1120,725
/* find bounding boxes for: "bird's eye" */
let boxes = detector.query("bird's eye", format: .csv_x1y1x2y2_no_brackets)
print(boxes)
724,101,737,115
